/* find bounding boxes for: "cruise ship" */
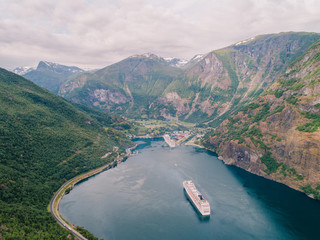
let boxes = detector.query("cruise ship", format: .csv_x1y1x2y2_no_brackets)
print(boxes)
183,180,210,216
163,134,176,148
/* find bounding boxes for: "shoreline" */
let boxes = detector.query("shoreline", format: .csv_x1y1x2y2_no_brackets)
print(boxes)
192,142,317,201
184,141,205,149
49,144,137,240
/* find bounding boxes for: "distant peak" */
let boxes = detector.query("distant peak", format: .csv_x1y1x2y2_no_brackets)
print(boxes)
36,61,84,73
164,57,189,67
129,53,161,60
37,61,58,69
142,53,159,58
12,66,34,75
128,53,189,68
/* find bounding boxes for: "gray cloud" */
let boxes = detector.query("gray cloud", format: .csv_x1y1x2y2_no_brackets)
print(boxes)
0,0,320,69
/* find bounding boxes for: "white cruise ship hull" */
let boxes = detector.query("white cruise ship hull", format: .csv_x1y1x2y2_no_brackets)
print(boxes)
183,180,210,216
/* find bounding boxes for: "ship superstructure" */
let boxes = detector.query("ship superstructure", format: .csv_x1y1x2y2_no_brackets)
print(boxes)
183,180,210,216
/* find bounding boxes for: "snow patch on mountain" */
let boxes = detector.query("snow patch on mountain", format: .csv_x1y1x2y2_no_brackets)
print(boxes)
235,37,256,46
190,54,204,61
164,57,188,67
129,53,161,60
37,61,84,74
128,53,188,68
12,66,35,75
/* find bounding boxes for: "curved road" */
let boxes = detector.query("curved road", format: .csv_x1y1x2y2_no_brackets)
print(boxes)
49,145,137,239
49,162,115,239
50,173,89,240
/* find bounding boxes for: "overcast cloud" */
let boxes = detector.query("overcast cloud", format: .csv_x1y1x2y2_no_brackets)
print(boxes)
1,0,320,69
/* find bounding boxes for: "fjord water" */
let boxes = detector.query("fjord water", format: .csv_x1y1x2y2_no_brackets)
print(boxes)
60,139,320,240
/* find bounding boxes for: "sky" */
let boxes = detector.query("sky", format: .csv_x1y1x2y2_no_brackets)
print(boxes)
1,0,320,70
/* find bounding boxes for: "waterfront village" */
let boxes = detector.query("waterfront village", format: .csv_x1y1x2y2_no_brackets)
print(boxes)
126,129,206,148
123,119,209,148
163,130,206,148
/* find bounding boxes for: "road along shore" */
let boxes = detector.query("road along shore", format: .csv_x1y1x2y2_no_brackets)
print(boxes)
49,145,137,240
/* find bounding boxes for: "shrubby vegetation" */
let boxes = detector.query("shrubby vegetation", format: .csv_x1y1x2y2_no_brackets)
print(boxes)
202,97,291,173
279,164,304,180
300,185,320,200
208,99,286,148
75,226,99,240
285,95,298,105
260,152,281,174
0,68,132,239
297,112,320,132
252,102,270,122
241,102,260,112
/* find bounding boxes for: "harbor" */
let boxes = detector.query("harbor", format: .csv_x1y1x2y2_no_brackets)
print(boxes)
163,131,193,148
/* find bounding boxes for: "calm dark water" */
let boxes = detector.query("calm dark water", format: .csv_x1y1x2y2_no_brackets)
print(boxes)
60,139,320,240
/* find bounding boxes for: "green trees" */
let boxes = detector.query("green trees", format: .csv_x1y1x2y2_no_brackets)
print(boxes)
0,68,132,239
260,152,281,174
297,112,320,132
75,227,99,240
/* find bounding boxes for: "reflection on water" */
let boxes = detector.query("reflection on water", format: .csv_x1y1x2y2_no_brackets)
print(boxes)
60,139,320,240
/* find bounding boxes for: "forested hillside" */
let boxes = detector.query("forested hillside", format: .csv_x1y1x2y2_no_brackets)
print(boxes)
0,68,133,239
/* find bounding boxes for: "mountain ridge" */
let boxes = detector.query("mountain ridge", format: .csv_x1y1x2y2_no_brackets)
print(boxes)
59,32,320,124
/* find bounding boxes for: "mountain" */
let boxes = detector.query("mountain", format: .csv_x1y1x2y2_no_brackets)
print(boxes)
21,61,85,94
202,39,320,199
12,66,34,75
0,68,133,238
59,53,185,119
164,32,320,125
59,32,320,123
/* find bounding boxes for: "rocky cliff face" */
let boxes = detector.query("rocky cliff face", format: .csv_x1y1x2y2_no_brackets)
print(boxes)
203,39,320,198
181,33,320,124
59,32,320,123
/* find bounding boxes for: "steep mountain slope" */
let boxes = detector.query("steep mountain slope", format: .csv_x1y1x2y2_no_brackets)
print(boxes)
59,32,320,123
163,32,320,124
22,61,84,94
60,53,185,119
0,68,132,239
202,39,320,198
